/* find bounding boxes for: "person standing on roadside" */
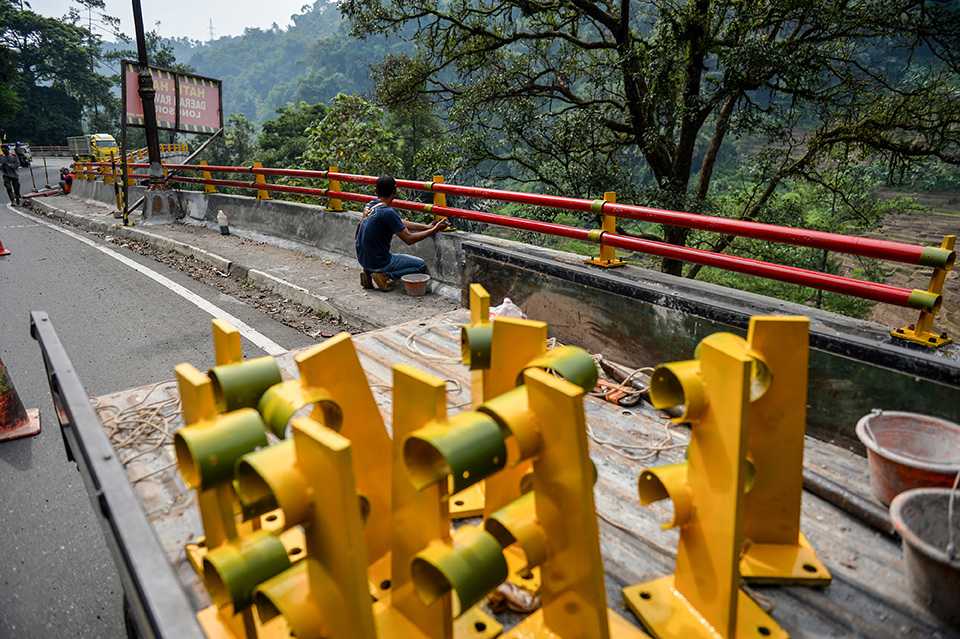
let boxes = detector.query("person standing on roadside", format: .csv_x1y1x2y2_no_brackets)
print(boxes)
1,145,21,205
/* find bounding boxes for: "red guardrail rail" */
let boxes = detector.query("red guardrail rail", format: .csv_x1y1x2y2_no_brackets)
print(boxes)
86,160,953,317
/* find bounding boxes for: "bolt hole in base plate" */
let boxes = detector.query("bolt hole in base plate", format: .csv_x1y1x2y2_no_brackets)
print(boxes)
623,575,788,639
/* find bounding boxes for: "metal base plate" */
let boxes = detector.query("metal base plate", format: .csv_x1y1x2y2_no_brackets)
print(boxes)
373,592,502,639
504,545,541,592
740,532,832,586
503,606,649,638
584,257,626,269
624,575,787,639
0,407,40,442
891,326,952,348
196,604,291,639
451,482,485,519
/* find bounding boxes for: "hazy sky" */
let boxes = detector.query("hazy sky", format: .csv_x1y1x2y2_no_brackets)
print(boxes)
27,0,314,42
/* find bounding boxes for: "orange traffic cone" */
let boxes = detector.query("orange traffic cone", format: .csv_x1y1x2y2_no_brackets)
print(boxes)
0,237,10,256
0,357,40,442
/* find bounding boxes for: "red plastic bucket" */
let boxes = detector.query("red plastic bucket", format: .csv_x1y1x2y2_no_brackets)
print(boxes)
856,410,960,505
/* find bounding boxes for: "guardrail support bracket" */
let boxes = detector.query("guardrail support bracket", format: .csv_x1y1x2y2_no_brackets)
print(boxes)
892,234,955,348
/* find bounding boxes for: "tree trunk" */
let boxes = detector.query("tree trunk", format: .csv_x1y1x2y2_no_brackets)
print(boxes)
661,226,689,275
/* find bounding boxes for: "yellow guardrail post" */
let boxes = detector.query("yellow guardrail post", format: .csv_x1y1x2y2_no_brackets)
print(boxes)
199,160,217,193
622,324,788,639
585,191,625,268
327,164,342,211
892,234,956,348
253,161,270,200
431,174,447,225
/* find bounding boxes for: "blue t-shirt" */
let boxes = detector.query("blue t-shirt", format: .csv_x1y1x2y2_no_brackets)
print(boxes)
356,201,405,271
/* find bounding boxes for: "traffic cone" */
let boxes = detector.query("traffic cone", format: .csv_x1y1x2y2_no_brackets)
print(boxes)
0,357,40,442
0,237,10,256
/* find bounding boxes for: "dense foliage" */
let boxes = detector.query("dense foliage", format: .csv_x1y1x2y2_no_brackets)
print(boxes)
343,0,960,274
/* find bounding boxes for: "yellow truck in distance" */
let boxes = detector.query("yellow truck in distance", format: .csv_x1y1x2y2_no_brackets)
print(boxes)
67,134,120,163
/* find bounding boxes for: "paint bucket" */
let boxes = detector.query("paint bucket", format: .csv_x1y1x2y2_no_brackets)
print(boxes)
401,273,431,297
856,410,960,505
889,487,960,626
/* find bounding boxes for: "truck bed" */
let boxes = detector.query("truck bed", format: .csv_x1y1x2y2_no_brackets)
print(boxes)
91,311,957,638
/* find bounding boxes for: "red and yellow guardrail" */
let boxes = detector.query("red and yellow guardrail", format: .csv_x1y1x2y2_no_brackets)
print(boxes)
75,159,956,346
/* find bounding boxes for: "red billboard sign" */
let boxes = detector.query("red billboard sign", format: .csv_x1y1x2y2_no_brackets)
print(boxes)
122,61,223,134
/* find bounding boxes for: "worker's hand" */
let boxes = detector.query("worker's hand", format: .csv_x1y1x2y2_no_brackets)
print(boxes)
433,219,449,233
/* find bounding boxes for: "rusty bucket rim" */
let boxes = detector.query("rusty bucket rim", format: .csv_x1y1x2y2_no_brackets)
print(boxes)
889,487,960,569
856,410,960,474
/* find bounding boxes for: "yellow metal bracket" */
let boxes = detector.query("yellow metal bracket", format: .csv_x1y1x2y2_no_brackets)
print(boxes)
200,160,218,194
585,191,625,269
399,364,642,637
253,162,270,200
622,331,788,639
328,164,343,211
376,364,502,639
739,316,830,586
892,234,955,348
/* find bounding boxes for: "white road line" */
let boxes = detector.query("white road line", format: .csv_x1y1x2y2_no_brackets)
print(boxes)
5,204,287,356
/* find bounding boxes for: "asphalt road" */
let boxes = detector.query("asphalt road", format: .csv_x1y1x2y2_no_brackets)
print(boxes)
0,160,313,637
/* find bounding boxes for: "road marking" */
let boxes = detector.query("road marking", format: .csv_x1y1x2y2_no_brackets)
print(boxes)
5,203,287,356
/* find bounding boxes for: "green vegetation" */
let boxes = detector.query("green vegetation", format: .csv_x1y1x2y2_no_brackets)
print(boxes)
3,0,958,319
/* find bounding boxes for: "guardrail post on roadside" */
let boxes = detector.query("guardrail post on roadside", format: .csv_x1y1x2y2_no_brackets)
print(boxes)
892,234,956,348
103,161,114,185
253,161,270,200
585,191,625,268
328,164,342,211
431,174,448,226
199,161,217,194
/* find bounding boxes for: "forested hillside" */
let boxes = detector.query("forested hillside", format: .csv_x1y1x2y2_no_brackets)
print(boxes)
167,3,411,123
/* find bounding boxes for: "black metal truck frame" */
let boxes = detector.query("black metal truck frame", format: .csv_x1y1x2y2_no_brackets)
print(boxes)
31,311,204,639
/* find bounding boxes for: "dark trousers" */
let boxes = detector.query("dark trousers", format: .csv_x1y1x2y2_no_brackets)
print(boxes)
3,175,20,204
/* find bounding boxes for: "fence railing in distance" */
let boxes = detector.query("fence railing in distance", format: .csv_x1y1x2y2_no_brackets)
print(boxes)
77,159,955,345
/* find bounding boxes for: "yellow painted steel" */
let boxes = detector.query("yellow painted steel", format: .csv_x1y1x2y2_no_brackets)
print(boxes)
253,161,270,200
479,318,548,517
200,160,218,193
892,234,955,348
328,164,343,211
251,418,378,639
499,368,645,638
213,319,243,365
432,174,448,225
449,284,493,519
622,331,787,639
375,364,501,639
738,317,830,585
585,191,625,268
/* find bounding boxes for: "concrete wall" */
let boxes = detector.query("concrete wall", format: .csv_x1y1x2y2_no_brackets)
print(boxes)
462,241,960,451
72,179,960,450
73,178,503,290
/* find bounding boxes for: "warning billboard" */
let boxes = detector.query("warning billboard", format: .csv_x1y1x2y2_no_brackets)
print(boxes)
122,61,223,134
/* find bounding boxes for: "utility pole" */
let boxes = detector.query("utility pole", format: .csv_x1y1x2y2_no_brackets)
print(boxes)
132,0,163,184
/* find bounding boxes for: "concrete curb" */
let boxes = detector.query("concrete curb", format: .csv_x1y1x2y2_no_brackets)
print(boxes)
25,199,377,328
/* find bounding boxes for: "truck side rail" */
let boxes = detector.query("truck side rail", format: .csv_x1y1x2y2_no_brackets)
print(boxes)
30,311,204,639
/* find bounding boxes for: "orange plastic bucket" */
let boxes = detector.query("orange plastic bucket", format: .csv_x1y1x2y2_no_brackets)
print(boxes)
856,410,960,505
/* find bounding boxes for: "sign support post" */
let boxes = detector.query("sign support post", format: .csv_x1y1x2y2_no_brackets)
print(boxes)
132,0,164,186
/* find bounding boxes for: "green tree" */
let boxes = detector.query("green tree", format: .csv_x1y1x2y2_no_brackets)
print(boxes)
208,113,257,166
258,101,327,167
0,0,104,142
343,0,960,275
301,93,402,177
374,54,463,180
